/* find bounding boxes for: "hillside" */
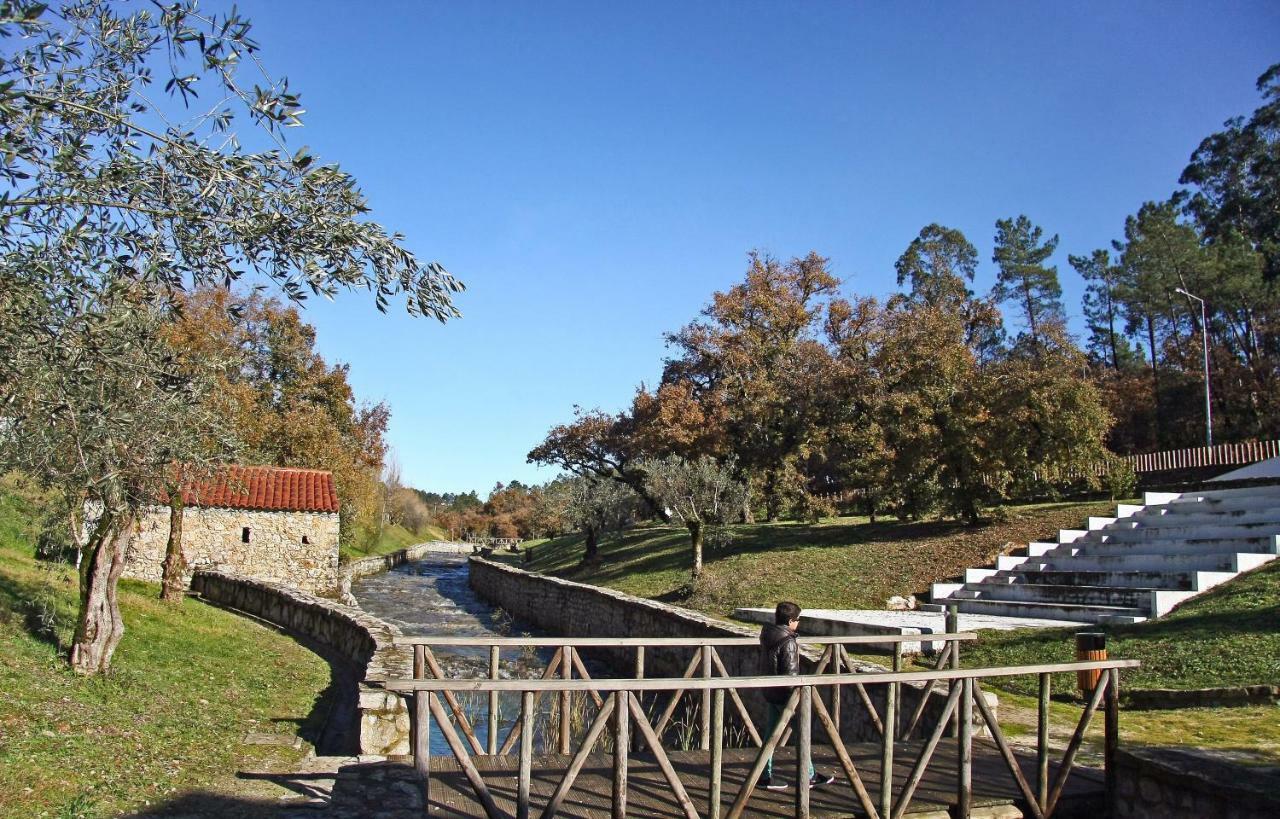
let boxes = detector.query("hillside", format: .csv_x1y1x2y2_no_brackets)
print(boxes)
520,500,1125,616
0,485,332,818
341,521,451,562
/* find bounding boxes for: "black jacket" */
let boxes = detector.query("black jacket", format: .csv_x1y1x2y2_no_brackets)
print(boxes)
759,623,799,704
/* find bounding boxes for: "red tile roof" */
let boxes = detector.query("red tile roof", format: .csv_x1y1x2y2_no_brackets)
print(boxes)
172,465,339,513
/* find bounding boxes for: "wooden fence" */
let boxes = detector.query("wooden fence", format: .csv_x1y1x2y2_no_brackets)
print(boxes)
383,633,1137,819
1123,439,1279,474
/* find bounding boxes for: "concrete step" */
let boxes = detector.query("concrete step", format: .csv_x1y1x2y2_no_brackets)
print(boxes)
1037,550,1277,574
960,581,1197,615
1000,568,1236,592
1128,506,1280,526
938,596,1148,625
1168,484,1280,504
1097,522,1280,542
1079,533,1280,557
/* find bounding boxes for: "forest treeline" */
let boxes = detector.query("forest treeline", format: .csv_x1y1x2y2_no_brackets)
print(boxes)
438,64,1279,556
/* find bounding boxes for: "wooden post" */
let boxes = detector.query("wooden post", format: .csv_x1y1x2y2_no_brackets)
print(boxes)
560,645,573,755
946,607,961,669
947,606,960,738
797,685,812,819
488,645,500,755
1037,672,1050,810
635,645,645,679
1105,667,1119,812
880,675,895,817
414,692,432,809
958,677,973,817
518,691,534,819
710,688,724,819
614,691,629,818
413,644,426,680
701,646,712,751
831,643,842,735
891,642,902,740
1076,632,1107,696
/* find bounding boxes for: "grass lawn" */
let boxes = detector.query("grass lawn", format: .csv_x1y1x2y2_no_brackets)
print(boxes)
522,500,1126,615
339,521,449,563
0,487,333,819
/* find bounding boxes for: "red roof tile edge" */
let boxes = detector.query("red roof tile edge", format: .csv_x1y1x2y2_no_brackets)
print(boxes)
165,465,339,514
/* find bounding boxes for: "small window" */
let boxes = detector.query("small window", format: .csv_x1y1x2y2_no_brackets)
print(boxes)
241,527,251,543
301,535,310,545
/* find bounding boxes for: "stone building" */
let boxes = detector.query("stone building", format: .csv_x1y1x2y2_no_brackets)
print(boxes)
122,465,341,594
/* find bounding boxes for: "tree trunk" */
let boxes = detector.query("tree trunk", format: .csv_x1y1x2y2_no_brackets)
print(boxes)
71,511,134,675
762,470,779,522
160,491,185,602
582,524,600,564
1146,314,1162,446
688,520,703,580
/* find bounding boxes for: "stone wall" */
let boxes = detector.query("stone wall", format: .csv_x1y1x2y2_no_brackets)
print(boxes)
190,570,411,756
1112,747,1280,818
125,505,340,594
468,557,969,743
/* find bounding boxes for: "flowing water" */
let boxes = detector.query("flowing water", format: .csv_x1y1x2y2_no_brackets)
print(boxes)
350,553,598,755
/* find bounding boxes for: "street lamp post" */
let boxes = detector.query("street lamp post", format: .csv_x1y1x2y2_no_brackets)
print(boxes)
1175,287,1213,448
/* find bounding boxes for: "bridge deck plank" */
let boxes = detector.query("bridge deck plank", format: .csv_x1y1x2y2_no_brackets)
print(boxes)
417,739,1104,817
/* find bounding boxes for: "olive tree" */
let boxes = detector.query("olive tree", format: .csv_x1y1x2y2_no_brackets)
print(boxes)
564,476,637,565
0,1,462,674
637,455,745,580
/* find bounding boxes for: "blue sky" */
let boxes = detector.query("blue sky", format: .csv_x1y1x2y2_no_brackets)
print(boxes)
232,1,1278,496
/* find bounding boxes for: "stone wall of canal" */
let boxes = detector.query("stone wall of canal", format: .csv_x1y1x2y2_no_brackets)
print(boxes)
191,569,412,756
467,557,971,742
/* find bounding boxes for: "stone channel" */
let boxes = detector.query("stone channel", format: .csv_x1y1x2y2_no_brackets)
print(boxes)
349,553,603,756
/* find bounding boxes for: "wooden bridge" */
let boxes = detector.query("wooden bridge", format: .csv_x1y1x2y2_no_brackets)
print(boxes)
381,634,1136,818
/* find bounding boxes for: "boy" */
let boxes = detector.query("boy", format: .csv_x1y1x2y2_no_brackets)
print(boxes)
758,601,835,790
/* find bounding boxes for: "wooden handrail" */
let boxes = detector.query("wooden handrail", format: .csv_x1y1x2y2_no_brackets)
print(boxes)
382,659,1139,692
391,633,979,647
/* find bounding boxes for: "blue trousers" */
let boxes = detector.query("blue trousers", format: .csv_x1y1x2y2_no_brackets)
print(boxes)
763,701,815,780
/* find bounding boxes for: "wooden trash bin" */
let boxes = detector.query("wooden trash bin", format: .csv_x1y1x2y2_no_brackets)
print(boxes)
1075,632,1107,695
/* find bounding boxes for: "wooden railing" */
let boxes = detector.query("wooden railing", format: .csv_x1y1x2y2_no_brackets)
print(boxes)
391,633,977,759
463,536,524,552
384,656,1138,819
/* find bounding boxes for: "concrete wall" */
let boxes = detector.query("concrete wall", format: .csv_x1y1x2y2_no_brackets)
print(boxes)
125,505,340,594
190,570,411,756
468,558,966,743
1112,747,1280,819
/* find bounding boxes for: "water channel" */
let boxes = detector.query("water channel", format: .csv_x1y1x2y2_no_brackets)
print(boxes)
351,553,604,755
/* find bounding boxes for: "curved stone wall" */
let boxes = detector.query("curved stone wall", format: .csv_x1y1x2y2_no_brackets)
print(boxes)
190,570,411,755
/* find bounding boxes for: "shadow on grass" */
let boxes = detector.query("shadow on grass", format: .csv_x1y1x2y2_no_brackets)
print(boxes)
0,566,73,651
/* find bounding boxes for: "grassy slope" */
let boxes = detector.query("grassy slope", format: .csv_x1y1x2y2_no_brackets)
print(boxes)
340,521,449,563
521,499,1280,761
962,558,1280,692
0,489,332,819
523,501,1125,616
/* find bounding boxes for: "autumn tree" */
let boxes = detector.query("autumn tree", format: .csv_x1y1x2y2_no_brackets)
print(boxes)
662,251,839,520
527,407,669,519
0,1,460,673
167,288,393,546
